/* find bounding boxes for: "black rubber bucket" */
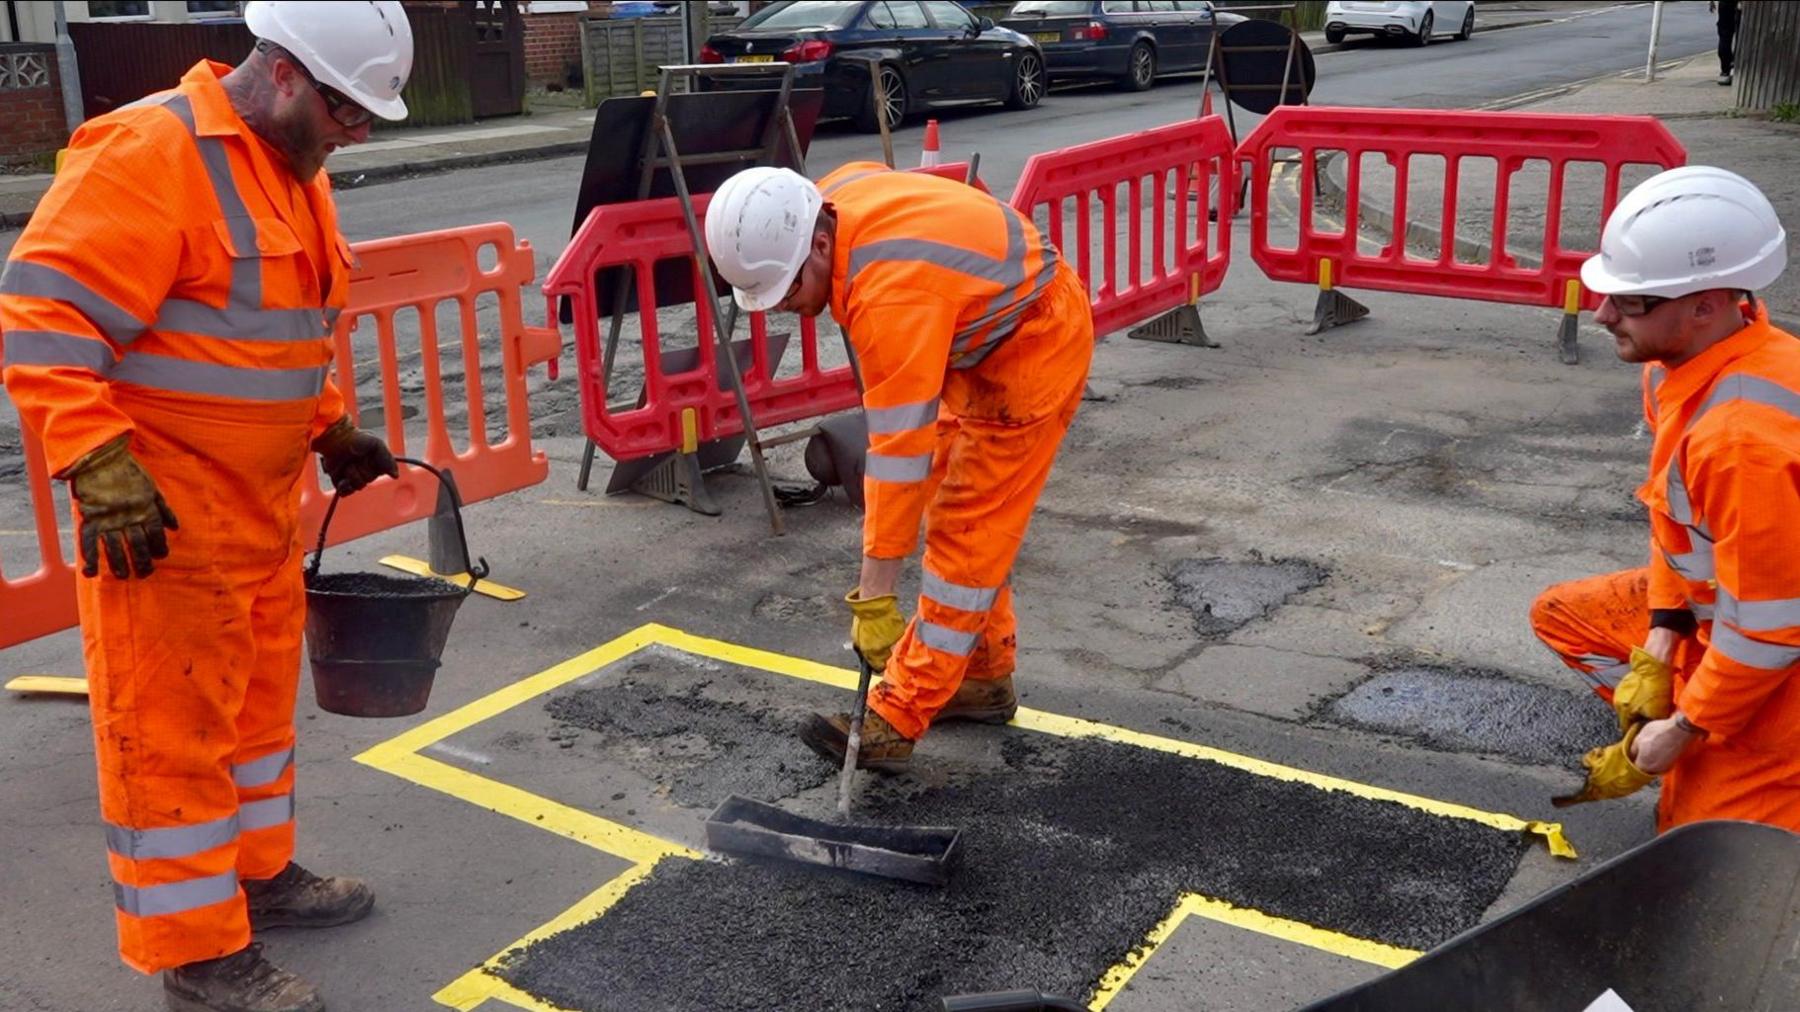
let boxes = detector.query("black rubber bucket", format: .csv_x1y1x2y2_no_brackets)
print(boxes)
303,458,487,718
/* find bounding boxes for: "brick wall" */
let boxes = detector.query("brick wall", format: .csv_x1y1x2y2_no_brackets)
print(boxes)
524,10,591,88
0,46,67,165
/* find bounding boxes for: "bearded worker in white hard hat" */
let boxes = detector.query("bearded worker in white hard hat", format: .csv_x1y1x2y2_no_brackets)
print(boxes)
1529,167,1799,832
0,3,412,1009
704,164,1093,770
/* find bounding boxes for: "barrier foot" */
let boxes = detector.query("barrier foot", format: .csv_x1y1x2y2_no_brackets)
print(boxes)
1128,304,1220,348
577,439,600,492
5,675,89,697
626,451,720,516
1557,311,1580,365
1306,288,1370,336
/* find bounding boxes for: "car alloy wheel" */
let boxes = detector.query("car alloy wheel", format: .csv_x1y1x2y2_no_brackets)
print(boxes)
1127,42,1155,91
1010,51,1045,109
1414,11,1433,46
879,65,906,128
1457,7,1474,40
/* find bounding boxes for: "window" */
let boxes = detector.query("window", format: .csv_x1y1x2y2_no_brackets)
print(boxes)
739,0,865,31
921,0,974,31
1142,1,1178,11
1100,1,1135,14
86,1,151,18
1010,2,1095,15
868,1,930,30
185,1,241,15
1176,1,1216,11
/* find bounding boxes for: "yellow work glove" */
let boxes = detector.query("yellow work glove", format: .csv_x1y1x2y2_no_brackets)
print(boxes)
1552,722,1656,808
1613,647,1675,733
312,416,398,497
65,434,180,579
845,590,905,670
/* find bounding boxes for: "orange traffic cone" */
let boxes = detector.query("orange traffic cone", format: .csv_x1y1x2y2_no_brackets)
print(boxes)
919,119,941,168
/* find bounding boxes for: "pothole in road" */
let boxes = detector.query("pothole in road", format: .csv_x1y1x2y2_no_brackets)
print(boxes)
1320,665,1618,767
1167,554,1328,638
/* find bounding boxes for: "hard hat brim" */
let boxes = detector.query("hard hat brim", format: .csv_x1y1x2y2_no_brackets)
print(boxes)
730,261,802,313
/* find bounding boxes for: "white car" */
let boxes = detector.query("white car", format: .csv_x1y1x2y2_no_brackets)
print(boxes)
1323,1,1475,46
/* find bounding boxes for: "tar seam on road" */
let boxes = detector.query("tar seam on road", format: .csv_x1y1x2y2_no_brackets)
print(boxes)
354,623,1572,1011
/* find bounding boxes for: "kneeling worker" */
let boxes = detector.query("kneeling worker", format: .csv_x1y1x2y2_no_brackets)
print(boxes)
705,163,1094,768
1531,166,1794,831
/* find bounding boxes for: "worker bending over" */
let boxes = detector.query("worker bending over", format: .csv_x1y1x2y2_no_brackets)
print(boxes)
1,3,412,1009
706,162,1093,769
1532,166,1797,832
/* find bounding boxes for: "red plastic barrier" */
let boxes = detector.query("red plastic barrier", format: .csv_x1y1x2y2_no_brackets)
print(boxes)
1237,106,1687,310
0,223,559,653
545,191,862,463
1009,116,1236,338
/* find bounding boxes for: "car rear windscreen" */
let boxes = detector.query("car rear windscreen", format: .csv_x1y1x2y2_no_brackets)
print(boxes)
740,0,867,30
1009,1,1095,15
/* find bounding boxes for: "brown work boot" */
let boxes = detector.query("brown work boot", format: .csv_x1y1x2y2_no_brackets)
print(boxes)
938,674,1018,724
163,943,324,1012
243,863,374,931
801,708,915,771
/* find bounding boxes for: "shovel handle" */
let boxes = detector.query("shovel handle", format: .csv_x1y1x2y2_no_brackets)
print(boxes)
837,652,877,817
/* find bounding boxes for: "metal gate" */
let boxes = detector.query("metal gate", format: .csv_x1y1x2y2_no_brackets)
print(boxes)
468,0,526,119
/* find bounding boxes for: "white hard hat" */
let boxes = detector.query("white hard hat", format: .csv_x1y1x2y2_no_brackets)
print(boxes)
704,167,823,313
1581,165,1787,299
246,1,414,122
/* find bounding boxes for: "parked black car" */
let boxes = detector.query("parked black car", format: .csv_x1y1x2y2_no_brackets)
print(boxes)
1000,0,1246,91
701,0,1047,132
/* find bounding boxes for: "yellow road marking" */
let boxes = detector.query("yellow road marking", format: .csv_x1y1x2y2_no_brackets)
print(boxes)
355,623,1570,1010
379,555,527,601
1090,893,1421,1009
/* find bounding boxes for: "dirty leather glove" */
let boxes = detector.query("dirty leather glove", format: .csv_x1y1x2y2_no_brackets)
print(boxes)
312,416,397,497
845,590,906,670
65,434,179,579
1552,722,1657,808
1613,647,1676,733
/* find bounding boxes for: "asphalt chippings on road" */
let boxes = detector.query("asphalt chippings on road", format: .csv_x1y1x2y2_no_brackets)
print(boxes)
1323,664,1619,767
497,692,1528,1011
544,667,837,807
1167,554,1328,638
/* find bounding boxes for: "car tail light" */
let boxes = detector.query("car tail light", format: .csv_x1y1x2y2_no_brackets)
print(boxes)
782,40,834,63
699,43,724,64
1070,21,1108,41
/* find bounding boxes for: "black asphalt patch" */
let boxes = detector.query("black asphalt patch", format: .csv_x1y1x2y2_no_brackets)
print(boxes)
1323,665,1618,767
1168,555,1328,638
498,685,1528,1011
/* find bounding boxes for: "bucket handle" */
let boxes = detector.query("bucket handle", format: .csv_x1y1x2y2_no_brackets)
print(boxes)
305,456,490,595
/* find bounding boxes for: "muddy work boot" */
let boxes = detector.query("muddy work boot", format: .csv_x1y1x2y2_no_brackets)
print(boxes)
937,674,1018,724
801,708,915,771
163,943,324,1012
243,862,374,931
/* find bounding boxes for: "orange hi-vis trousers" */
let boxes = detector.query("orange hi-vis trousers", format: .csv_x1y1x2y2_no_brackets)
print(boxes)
868,267,1092,739
1531,567,1800,832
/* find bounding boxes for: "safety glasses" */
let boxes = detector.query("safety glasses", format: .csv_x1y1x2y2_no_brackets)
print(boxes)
1610,293,1673,318
259,41,376,128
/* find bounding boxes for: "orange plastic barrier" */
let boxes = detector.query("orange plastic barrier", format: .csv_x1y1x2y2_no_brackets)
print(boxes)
1009,116,1235,338
0,223,558,653
1237,106,1687,310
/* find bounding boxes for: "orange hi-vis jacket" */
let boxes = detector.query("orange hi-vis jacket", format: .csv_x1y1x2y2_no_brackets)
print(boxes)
821,161,1084,559
1638,305,1800,828
2,60,350,475
0,61,354,974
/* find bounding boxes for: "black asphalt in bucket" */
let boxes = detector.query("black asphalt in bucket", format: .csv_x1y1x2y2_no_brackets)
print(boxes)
303,457,487,718
495,698,1529,1011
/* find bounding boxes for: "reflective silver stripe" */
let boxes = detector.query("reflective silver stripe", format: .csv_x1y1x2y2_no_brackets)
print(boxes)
1711,622,1800,670
239,794,295,832
111,354,326,401
106,814,237,862
114,870,239,918
232,747,294,789
162,95,259,270
156,300,325,343
1666,457,1694,526
918,620,978,656
1585,660,1631,690
952,255,1061,370
1663,546,1715,582
1689,599,1716,623
1574,653,1624,670
866,398,939,435
1714,590,1800,633
822,168,888,197
0,260,147,343
922,569,1000,613
1,329,118,371
1692,372,1800,429
865,450,933,482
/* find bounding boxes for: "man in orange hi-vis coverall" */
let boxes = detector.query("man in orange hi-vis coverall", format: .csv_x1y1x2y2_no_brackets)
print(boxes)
1529,166,1797,833
706,163,1092,770
0,5,413,1010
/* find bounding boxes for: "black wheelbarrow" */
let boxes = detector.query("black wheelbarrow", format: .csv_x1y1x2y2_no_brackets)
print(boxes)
941,820,1800,1012
302,457,488,718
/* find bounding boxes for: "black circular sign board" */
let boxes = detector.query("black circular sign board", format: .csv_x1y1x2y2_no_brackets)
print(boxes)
1217,19,1317,115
